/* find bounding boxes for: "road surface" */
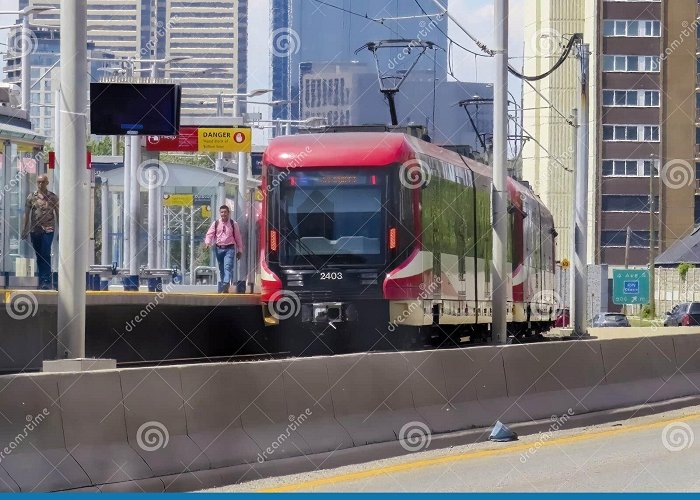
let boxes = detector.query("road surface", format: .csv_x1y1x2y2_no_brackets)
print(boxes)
208,405,700,492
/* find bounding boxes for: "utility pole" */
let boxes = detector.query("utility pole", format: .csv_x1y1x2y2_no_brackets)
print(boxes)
490,0,509,343
56,0,88,358
569,108,577,326
122,137,131,269
649,155,656,317
21,15,30,115
572,41,589,336
147,165,158,268
236,95,249,292
100,178,110,266
624,226,631,269
215,92,226,210
128,134,140,280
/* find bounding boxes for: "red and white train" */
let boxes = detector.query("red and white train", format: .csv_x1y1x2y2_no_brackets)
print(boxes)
259,132,557,354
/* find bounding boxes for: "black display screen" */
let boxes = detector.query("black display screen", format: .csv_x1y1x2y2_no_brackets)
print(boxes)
90,83,181,136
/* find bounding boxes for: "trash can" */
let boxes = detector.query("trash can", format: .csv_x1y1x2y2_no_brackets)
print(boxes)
194,266,217,285
147,277,163,292
123,275,140,291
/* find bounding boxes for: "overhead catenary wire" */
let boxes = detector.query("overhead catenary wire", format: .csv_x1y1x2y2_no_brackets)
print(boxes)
426,0,582,82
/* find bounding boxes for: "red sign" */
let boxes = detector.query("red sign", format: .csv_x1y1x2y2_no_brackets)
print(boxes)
146,127,199,152
47,151,92,169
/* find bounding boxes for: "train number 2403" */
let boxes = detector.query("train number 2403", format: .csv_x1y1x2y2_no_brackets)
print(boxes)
320,272,343,280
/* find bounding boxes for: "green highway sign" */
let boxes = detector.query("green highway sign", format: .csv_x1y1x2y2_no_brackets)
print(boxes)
612,269,650,305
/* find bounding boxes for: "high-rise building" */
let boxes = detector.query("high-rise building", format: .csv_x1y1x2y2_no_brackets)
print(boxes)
521,1,597,262
299,62,493,149
2,26,115,138
270,0,449,122
522,0,697,269
597,0,695,267
13,0,247,118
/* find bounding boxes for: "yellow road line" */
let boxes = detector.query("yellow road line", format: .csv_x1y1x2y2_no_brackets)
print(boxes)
260,410,700,492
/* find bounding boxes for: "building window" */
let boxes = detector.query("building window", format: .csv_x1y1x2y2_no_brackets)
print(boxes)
602,159,659,177
601,230,658,248
643,125,659,141
602,89,659,107
603,124,660,142
642,160,659,176
603,125,637,141
603,55,659,72
603,20,659,37
695,195,700,224
602,194,658,212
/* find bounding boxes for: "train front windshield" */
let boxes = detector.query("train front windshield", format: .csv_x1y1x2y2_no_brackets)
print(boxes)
278,169,386,266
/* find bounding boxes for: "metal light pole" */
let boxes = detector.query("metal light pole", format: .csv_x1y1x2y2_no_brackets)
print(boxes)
100,178,110,266
236,93,249,292
189,204,195,284
216,92,226,210
122,137,131,269
572,42,590,336
569,108,577,325
649,154,656,317
147,166,158,268
56,0,88,358
491,0,509,344
180,206,186,282
128,135,140,278
21,15,30,114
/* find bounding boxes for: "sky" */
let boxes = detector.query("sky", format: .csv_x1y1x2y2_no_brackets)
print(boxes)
0,0,526,143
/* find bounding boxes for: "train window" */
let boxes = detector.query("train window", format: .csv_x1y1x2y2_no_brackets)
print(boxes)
278,168,386,266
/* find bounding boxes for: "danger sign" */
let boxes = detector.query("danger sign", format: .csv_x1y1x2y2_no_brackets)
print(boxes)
198,127,251,153
146,127,252,153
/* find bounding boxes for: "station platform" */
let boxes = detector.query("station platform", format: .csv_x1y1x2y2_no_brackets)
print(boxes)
0,289,266,374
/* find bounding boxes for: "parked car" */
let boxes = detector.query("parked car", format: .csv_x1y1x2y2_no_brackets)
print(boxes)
663,302,700,326
554,308,570,327
591,312,631,327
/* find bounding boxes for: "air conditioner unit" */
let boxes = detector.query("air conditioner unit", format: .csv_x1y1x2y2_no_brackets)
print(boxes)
0,83,21,107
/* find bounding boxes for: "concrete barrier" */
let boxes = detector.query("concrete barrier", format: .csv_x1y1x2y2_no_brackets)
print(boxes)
5,334,700,491
0,374,89,492
57,371,153,486
326,352,424,446
179,364,261,469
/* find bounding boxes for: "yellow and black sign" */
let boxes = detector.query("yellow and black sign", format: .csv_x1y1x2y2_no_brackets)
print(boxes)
197,127,252,153
561,258,570,269
163,193,194,207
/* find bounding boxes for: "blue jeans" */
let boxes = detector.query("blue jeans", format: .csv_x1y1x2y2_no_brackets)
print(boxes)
215,246,235,293
30,231,54,289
